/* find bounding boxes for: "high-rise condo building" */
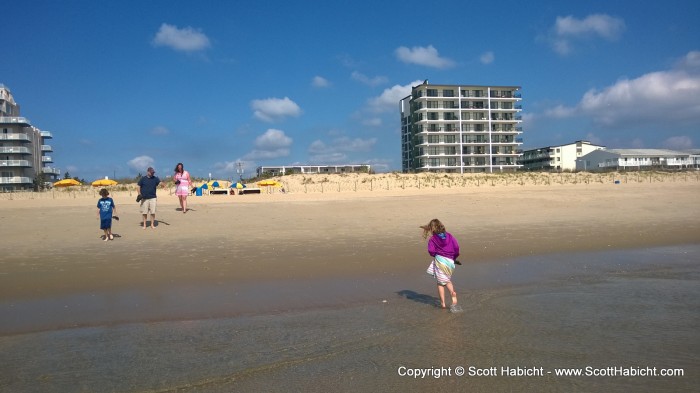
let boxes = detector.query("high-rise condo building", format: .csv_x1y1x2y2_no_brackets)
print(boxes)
0,84,59,191
400,81,522,173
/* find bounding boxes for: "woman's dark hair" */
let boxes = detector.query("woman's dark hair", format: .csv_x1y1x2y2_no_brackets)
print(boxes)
174,163,184,173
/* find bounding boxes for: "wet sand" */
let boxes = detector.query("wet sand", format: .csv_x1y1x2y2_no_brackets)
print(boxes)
0,175,699,391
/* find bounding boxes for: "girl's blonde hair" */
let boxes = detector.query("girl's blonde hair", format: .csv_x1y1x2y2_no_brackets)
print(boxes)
420,218,446,239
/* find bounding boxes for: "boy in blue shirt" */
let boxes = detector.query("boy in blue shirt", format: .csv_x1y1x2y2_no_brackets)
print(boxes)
97,188,117,241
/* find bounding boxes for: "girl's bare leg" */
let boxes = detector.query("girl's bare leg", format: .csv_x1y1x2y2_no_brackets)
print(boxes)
437,285,446,308
446,282,458,305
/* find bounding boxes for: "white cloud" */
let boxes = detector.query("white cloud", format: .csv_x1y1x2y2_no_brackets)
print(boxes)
677,50,700,71
543,51,700,129
663,136,693,150
584,133,604,146
544,104,576,119
308,136,377,163
151,126,169,136
254,129,293,150
364,158,392,173
243,129,293,160
367,80,424,113
362,117,382,127
579,70,700,126
128,155,155,172
312,76,330,88
480,51,495,65
548,14,625,55
152,23,211,52
251,97,302,122
212,160,254,177
351,71,388,87
395,45,455,69
555,14,626,39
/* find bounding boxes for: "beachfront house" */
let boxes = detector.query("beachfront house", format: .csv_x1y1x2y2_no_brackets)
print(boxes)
575,149,698,171
520,140,605,171
256,164,371,177
0,84,60,191
400,81,523,173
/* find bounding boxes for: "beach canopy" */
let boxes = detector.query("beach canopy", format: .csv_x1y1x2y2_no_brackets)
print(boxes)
201,180,225,189
91,179,118,187
54,178,82,187
257,180,281,187
231,182,246,189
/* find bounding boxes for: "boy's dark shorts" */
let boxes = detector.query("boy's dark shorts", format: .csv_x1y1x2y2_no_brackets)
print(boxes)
100,218,112,230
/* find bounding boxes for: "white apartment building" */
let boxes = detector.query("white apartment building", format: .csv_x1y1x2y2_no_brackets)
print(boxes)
521,140,605,171
0,84,59,191
400,81,523,173
575,149,698,171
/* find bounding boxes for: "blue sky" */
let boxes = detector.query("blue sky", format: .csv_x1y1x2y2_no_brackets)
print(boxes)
3,0,699,180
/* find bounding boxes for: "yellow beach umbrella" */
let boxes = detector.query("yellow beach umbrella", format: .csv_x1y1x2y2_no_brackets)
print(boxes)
91,179,118,187
54,178,82,187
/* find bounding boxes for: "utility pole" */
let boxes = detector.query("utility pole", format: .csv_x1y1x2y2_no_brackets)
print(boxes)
236,161,244,181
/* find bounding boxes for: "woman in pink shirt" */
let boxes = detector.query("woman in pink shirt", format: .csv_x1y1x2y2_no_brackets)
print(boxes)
174,163,192,213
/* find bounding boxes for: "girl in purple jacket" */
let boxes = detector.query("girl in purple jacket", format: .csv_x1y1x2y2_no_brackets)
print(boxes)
421,218,460,310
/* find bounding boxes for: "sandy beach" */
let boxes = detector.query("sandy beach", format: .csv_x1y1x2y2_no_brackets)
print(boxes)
1,172,698,305
0,172,699,391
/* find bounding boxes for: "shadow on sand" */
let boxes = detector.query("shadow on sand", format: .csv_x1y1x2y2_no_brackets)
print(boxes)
396,290,439,306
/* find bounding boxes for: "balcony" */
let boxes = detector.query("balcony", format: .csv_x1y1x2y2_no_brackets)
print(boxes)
0,176,33,185
0,116,31,125
40,131,53,139
0,160,31,167
0,146,31,154
42,167,61,175
41,145,53,152
42,156,53,162
0,133,30,141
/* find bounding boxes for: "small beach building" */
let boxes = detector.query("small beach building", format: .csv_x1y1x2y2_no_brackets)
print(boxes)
400,81,523,173
0,84,60,191
575,149,696,171
256,164,371,177
520,140,605,171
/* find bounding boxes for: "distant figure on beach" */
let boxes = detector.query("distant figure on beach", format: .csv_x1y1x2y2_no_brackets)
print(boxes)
97,188,117,241
137,167,162,229
173,162,192,213
421,218,461,311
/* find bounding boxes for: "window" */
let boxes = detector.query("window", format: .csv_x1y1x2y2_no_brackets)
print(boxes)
443,89,454,97
427,89,438,97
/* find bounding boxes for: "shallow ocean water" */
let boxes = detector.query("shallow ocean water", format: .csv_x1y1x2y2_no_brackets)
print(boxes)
0,245,698,392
